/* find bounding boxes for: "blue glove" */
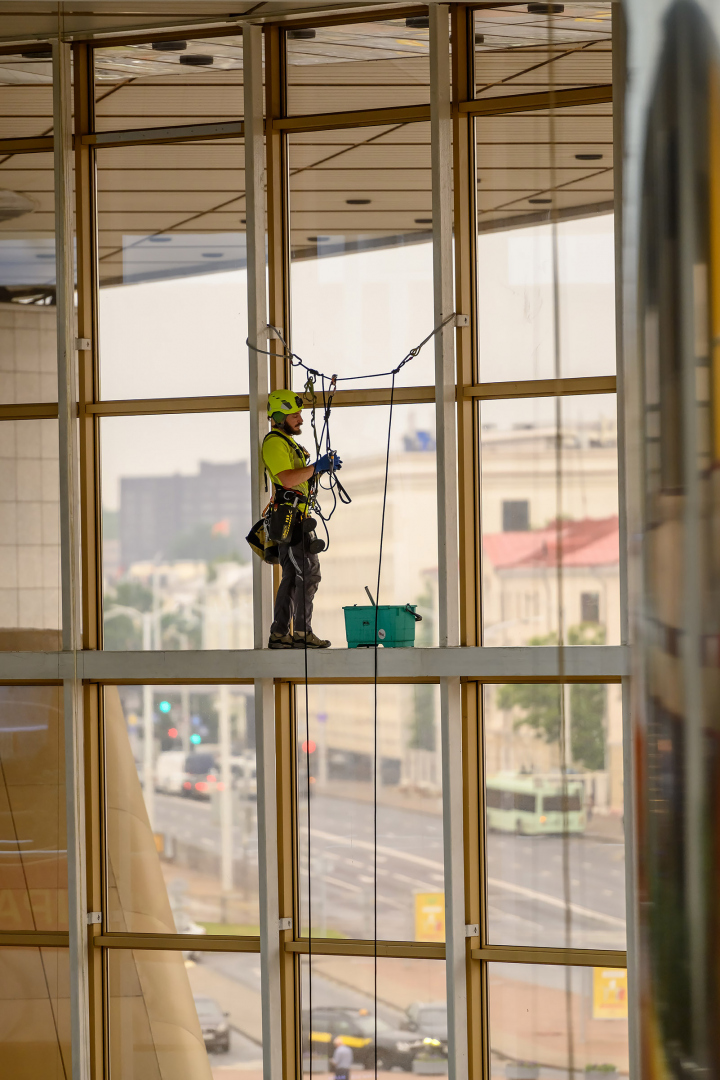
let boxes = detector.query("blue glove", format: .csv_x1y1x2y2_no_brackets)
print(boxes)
314,452,343,474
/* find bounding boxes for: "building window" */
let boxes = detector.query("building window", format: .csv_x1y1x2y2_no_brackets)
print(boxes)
581,592,600,623
502,500,529,532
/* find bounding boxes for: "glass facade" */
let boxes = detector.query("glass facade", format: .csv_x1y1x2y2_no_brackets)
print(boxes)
0,8,627,1080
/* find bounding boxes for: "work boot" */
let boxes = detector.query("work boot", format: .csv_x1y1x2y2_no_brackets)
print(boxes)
268,632,294,649
293,630,331,649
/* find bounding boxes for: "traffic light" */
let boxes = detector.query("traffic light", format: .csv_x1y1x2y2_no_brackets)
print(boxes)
190,732,202,745
159,700,172,714
167,727,178,739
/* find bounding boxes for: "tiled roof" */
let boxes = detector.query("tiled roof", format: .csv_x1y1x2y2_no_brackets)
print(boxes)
483,515,619,570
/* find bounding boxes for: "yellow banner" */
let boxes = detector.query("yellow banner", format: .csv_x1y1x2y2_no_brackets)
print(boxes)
593,968,628,1019
415,891,445,942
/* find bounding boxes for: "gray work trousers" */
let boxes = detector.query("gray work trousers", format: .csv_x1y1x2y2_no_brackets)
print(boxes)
271,538,321,635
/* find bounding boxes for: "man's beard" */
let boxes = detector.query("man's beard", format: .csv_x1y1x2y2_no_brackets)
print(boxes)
283,419,300,436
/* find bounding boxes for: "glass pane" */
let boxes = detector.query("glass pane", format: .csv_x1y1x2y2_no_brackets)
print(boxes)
474,6,613,381
488,963,629,1080
94,37,245,131
278,403,437,648
287,19,431,116
296,685,442,942
100,412,251,649
474,6,611,97
477,215,616,382
289,124,435,391
480,394,619,647
0,687,66,931
0,152,57,402
0,420,61,648
483,682,625,951
0,948,71,1077
0,54,54,138
105,685,259,935
109,948,262,1078
301,955,446,1076
96,142,248,399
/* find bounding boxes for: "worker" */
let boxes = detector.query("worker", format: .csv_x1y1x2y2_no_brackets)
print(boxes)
331,1036,353,1080
262,389,343,649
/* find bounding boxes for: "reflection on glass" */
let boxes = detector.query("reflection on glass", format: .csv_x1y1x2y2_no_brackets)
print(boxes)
289,124,435,391
489,963,628,1080
480,395,619,648
105,685,258,934
287,20,431,115
483,683,625,951
0,152,57,403
0,421,61,647
100,412,251,651
96,142,248,399
0,57,54,137
0,687,66,930
300,404,437,650
301,956,446,1078
94,37,245,130
478,216,616,382
0,948,70,1075
296,685,442,942
109,949,263,1080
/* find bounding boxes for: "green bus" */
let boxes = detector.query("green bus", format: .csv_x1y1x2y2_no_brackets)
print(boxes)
485,773,586,835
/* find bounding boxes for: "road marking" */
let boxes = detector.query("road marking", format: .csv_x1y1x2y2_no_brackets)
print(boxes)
306,826,624,928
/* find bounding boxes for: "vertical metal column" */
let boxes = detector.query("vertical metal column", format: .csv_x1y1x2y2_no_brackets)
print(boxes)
54,32,91,1080
430,8,467,1080
612,7,639,1080
244,21,283,1080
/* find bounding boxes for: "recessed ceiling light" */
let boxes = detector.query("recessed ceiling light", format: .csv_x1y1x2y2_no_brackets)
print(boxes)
202,252,223,258
529,198,552,204
180,54,214,66
287,28,316,39
415,218,432,224
575,153,603,160
148,236,171,242
240,218,246,223
35,253,55,259
152,40,187,51
527,3,564,12
475,33,485,44
346,199,371,205
307,236,330,242
406,16,429,29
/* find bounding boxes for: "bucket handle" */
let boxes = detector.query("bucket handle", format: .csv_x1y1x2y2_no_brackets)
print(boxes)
405,603,422,622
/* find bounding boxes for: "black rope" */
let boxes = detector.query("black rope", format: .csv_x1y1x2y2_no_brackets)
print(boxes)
372,371,396,1080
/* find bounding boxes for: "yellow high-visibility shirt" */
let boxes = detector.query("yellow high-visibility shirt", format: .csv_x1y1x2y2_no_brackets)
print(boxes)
262,429,310,500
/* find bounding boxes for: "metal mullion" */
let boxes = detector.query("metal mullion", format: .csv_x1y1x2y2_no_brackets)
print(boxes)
463,375,616,399
0,136,54,153
0,931,70,946
458,83,612,116
266,23,291,392
83,120,244,148
472,945,627,968
451,10,483,1080
0,403,59,420
54,30,91,1080
95,933,260,951
275,681,298,1080
285,939,445,960
85,394,250,417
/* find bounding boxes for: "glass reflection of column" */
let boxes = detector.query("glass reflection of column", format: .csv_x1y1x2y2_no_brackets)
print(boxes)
627,0,720,1075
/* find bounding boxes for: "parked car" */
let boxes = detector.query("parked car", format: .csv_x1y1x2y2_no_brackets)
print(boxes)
303,1007,425,1071
194,996,230,1053
401,1003,448,1070
182,751,220,800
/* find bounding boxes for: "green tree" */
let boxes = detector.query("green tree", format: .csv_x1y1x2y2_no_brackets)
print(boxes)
496,623,607,771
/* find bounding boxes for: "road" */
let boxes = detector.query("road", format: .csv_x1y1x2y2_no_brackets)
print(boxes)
154,791,626,950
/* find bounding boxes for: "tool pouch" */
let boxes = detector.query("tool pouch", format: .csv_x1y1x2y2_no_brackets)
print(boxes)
245,518,280,564
267,489,301,544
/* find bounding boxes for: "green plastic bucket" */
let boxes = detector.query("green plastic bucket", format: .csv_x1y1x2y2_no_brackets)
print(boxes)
343,604,420,648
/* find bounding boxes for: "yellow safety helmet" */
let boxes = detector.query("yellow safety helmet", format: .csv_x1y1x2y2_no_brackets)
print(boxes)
267,389,304,421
